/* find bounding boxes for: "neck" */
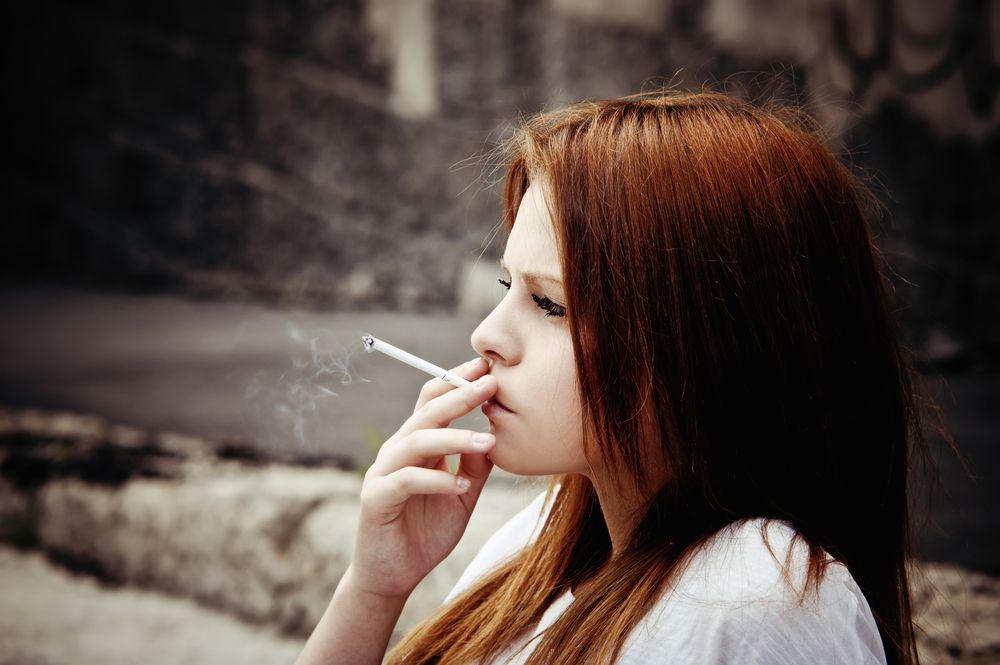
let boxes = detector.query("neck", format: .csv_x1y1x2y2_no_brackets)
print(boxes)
586,456,670,558
591,478,643,558
567,475,648,596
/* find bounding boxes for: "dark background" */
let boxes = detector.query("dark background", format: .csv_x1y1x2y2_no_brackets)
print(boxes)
2,0,998,573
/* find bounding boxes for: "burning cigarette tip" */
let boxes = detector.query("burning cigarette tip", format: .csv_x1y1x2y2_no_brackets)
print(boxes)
358,333,471,388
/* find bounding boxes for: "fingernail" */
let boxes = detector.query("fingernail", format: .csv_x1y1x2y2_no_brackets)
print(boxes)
472,432,494,445
456,476,471,490
465,357,484,370
473,375,490,390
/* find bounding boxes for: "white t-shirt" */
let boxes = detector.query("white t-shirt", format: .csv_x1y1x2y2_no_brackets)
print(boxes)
445,491,887,664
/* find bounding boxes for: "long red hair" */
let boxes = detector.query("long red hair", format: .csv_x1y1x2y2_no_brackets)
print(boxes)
389,91,927,664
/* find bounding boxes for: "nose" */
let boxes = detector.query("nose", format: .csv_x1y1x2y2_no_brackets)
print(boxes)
471,299,520,366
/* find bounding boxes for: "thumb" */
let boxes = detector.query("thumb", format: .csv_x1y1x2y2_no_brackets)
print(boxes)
456,451,493,509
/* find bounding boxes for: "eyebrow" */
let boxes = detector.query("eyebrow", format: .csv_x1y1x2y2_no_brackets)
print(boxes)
499,257,563,286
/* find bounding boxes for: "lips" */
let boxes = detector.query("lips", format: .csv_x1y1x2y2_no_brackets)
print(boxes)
491,392,514,412
482,395,514,418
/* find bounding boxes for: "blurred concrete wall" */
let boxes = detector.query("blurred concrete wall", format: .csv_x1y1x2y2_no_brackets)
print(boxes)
5,0,998,366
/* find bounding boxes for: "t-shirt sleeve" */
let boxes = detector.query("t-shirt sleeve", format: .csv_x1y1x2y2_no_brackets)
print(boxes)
443,489,551,605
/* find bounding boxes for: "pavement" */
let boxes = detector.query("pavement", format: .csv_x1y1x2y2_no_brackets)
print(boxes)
0,285,996,574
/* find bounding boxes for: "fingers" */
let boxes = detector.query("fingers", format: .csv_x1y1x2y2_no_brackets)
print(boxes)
400,373,497,436
413,357,490,413
453,450,494,511
456,448,493,483
362,466,474,514
358,356,498,517
372,429,495,475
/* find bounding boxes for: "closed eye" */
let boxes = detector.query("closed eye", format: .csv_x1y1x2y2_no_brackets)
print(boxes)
498,278,566,318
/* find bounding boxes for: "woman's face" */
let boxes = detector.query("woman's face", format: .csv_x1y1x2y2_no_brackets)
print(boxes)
471,184,588,477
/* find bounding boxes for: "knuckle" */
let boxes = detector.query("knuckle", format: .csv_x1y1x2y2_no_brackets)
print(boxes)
414,403,434,423
416,404,447,429
392,470,411,494
413,386,434,412
358,483,374,506
399,430,421,451
370,447,389,469
465,389,484,409
418,379,438,398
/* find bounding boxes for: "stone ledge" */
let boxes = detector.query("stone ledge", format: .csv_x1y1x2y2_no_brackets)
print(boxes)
0,406,542,640
0,406,995,661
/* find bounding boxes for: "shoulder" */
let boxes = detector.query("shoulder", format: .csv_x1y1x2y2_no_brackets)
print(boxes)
444,489,551,603
672,519,817,602
621,519,887,665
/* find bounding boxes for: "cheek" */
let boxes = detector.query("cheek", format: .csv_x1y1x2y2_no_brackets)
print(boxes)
553,354,581,421
541,353,586,460
529,348,578,424
489,371,586,475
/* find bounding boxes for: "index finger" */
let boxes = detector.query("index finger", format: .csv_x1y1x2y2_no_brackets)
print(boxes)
413,357,490,413
401,374,498,436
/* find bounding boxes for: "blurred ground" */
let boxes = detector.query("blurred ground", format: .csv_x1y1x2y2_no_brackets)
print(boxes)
0,285,996,575
0,545,303,665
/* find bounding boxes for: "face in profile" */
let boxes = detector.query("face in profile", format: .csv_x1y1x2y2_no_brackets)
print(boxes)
471,184,588,477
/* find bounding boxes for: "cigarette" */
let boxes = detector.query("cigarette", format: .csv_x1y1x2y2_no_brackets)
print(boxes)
361,334,472,387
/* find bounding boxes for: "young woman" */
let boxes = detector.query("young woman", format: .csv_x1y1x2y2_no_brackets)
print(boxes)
296,92,929,664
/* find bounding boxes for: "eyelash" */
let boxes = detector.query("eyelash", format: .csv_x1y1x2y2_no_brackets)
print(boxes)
498,278,567,318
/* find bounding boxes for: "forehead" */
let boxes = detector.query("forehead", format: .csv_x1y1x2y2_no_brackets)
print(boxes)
503,184,561,273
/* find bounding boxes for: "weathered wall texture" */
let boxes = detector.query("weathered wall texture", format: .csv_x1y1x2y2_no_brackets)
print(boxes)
5,0,998,365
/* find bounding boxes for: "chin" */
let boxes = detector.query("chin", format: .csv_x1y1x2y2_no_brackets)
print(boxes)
488,448,574,477
488,448,535,476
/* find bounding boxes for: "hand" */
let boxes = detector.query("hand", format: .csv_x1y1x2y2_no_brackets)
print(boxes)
350,357,497,600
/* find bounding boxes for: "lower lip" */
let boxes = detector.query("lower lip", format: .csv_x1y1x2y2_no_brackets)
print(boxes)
482,400,513,418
